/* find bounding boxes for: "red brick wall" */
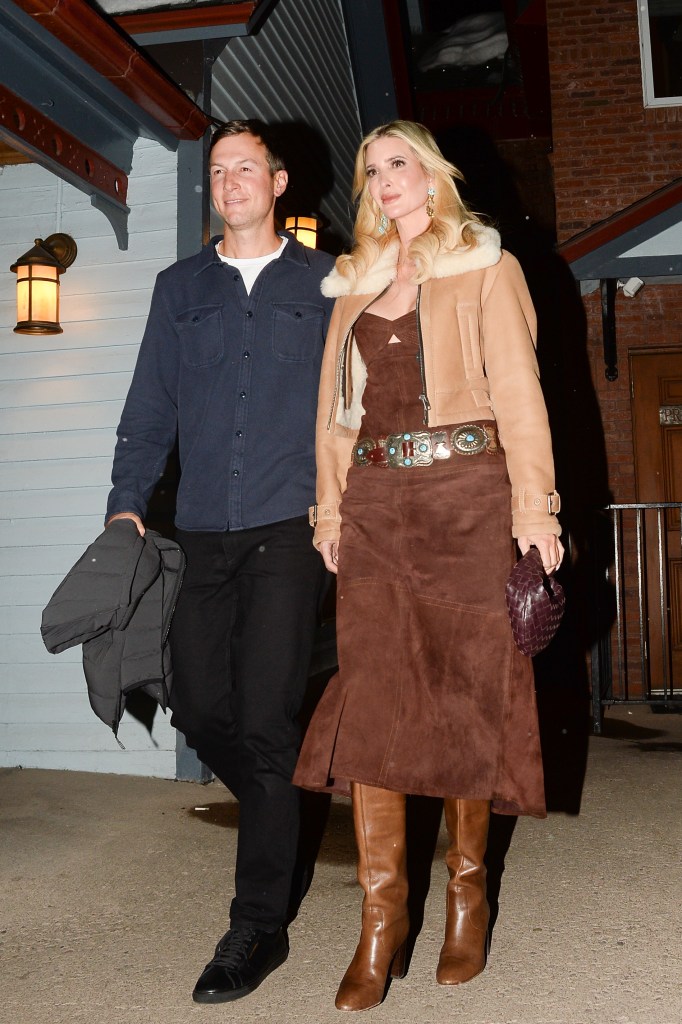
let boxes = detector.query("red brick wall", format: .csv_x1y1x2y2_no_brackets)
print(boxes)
546,0,682,507
547,0,681,239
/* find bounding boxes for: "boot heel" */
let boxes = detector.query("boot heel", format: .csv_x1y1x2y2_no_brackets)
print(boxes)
390,940,408,980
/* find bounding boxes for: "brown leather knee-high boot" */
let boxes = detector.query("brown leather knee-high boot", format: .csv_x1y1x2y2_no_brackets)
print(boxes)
436,798,490,985
335,783,409,1011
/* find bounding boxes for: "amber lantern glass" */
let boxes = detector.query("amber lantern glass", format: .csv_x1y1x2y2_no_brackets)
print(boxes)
285,215,318,249
11,234,77,335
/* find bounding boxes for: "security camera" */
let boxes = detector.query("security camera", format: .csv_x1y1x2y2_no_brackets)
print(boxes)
619,277,644,297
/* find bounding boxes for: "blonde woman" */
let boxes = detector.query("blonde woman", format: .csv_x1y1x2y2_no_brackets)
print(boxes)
294,121,563,1011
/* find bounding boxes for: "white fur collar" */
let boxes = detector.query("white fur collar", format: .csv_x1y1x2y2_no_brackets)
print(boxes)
321,225,501,298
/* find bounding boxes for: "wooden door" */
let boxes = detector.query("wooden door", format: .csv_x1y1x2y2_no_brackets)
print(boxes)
630,349,682,695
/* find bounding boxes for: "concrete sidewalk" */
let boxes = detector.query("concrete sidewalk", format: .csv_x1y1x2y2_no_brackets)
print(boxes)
1,704,681,1024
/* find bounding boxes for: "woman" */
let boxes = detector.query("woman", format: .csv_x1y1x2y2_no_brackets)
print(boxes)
293,121,564,1011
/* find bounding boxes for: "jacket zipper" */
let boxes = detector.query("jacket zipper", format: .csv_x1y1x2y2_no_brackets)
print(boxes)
162,553,186,646
327,286,432,429
415,285,431,425
327,286,392,431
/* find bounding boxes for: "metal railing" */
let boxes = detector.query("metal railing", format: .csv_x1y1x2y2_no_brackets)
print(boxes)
590,502,682,733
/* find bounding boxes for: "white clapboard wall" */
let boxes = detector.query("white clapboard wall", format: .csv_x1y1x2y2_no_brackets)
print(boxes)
0,139,179,776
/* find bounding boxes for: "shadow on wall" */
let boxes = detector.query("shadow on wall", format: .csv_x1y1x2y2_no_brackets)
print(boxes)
436,124,615,817
270,119,346,256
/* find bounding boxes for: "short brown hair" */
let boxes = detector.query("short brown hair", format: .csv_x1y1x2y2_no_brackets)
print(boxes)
209,119,286,175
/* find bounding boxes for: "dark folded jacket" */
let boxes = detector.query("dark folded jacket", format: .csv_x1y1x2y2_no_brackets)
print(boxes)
41,519,185,735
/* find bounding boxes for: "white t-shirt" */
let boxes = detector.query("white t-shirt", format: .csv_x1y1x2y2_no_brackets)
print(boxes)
216,236,288,294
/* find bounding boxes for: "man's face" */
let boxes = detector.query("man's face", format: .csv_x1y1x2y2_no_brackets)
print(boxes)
209,133,287,232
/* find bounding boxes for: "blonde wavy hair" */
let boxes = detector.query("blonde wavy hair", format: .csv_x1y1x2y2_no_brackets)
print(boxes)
336,120,486,287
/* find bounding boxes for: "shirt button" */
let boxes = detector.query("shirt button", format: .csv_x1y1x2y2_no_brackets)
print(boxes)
232,469,239,477
243,351,250,358
235,430,243,438
246,310,253,318
233,274,240,281
239,391,246,399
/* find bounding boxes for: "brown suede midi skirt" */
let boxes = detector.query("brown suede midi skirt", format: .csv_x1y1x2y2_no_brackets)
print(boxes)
294,310,546,817
294,452,546,818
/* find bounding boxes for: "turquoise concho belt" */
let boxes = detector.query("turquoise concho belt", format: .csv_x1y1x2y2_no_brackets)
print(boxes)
352,423,500,469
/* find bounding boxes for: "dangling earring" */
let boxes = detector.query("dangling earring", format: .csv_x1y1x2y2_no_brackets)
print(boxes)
426,184,435,218
378,212,389,235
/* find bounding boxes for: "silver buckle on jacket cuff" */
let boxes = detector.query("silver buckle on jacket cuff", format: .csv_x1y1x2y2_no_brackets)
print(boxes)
309,502,340,527
511,491,561,515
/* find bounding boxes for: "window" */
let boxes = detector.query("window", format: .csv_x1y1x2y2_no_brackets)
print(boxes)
638,0,682,106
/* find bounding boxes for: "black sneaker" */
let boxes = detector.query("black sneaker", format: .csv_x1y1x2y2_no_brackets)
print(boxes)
191,926,289,1003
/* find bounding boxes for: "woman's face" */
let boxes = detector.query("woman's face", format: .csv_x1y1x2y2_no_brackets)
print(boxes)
364,135,432,233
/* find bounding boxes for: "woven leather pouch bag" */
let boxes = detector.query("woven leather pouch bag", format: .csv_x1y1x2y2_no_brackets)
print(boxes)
505,547,565,657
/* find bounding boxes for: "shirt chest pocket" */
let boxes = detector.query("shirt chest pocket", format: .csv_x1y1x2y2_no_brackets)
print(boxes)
176,305,224,367
271,302,324,362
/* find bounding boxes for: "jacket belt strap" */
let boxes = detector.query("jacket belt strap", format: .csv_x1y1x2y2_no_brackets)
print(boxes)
309,502,341,527
511,490,561,515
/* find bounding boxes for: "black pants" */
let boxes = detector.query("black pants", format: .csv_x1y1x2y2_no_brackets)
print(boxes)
168,516,325,931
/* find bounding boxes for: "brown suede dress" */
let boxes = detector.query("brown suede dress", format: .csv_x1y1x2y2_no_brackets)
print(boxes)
293,310,546,817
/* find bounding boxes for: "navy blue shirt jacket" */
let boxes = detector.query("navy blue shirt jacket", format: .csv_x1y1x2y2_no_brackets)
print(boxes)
107,233,335,531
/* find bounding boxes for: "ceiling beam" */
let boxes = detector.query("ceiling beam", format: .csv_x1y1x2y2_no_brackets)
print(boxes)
11,0,209,140
0,80,129,206
115,2,258,38
2,0,211,248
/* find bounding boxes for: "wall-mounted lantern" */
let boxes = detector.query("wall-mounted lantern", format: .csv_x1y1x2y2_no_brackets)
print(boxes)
285,215,318,249
10,233,78,335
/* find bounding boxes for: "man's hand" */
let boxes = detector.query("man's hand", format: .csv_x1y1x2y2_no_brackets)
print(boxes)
106,512,145,537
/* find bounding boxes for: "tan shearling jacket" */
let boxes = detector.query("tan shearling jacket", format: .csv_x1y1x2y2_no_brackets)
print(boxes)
310,226,561,546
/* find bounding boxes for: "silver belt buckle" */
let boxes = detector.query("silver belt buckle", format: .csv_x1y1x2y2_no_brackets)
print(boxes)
385,431,433,468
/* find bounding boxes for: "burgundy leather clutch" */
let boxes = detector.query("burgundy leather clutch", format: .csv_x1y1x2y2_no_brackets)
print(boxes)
505,547,565,657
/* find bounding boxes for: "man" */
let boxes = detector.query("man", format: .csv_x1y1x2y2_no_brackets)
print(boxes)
106,120,334,1002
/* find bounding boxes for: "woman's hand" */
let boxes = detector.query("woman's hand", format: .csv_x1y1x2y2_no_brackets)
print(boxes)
319,539,339,574
517,534,564,574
